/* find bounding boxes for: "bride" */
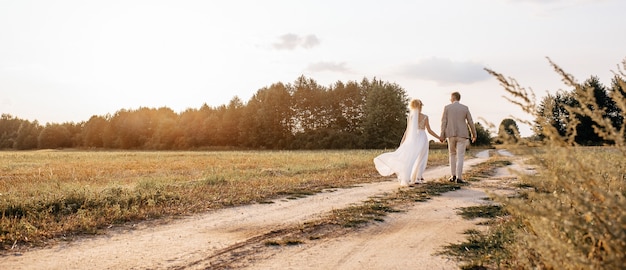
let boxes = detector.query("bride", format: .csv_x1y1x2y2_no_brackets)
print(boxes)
373,99,441,186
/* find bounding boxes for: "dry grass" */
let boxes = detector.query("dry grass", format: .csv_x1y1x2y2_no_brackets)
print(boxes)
469,59,626,269
0,148,455,251
503,146,626,269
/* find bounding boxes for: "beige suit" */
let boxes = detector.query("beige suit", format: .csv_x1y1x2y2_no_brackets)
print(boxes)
440,101,476,180
440,101,476,140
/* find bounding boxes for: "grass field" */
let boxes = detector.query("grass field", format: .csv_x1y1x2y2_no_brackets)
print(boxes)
0,148,454,250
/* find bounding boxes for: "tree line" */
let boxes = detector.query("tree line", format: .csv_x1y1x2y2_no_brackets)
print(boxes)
4,70,620,150
535,75,626,145
1,76,434,150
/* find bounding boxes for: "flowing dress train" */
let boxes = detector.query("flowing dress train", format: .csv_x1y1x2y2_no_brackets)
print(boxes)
373,110,429,186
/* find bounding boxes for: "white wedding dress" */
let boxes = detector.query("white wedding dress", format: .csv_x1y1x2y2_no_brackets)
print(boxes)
373,109,429,186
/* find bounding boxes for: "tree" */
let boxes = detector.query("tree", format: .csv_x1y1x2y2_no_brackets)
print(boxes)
14,120,41,150
239,83,294,149
63,122,83,147
362,79,408,149
292,76,328,132
536,91,573,141
474,122,493,146
331,80,366,134
288,79,368,149
572,76,610,145
608,75,625,133
497,118,520,143
38,124,72,149
146,107,179,149
83,115,108,148
179,105,213,148
535,75,621,145
219,96,244,147
0,114,22,149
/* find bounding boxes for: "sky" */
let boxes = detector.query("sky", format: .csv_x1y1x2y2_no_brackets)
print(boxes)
1,0,625,137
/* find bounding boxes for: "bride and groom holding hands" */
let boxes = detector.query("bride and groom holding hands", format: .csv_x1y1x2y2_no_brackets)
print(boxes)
374,91,477,186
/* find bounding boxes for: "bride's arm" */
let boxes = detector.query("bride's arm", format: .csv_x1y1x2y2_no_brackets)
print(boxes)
424,117,440,141
400,115,410,144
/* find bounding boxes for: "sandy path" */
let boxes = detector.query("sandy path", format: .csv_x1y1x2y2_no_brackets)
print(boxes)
0,150,521,270
244,188,490,270
244,150,526,270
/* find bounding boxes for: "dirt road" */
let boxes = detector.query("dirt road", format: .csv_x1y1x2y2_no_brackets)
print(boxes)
0,150,523,269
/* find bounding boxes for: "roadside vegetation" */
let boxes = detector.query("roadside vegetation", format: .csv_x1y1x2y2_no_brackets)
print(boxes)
439,58,626,269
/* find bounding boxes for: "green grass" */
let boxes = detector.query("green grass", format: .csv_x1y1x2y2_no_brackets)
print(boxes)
457,205,507,220
438,219,517,270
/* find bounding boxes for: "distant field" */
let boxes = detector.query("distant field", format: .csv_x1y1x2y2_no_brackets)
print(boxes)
0,149,452,192
0,149,455,250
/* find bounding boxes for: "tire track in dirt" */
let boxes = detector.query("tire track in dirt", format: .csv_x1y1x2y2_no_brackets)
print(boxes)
238,188,492,270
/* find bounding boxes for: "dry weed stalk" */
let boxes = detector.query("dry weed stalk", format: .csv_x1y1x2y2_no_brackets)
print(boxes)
486,58,626,269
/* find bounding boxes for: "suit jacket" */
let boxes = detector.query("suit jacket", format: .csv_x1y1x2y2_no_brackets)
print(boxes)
440,101,477,139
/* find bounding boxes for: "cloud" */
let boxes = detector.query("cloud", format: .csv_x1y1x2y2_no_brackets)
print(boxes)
399,57,490,85
301,35,320,49
305,61,350,73
273,34,320,50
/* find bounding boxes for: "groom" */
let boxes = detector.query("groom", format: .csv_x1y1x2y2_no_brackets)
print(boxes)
439,91,477,183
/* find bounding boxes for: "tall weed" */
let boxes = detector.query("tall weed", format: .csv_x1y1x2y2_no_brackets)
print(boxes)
485,58,626,269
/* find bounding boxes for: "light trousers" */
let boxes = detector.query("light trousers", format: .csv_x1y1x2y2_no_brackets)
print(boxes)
447,137,469,179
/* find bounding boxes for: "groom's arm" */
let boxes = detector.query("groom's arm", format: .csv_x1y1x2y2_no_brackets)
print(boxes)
440,107,448,142
466,109,477,143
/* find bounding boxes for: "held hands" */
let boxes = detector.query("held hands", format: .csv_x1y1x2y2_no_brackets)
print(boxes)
436,136,475,143
437,137,475,143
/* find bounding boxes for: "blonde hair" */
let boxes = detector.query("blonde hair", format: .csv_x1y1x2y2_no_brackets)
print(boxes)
409,99,423,111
